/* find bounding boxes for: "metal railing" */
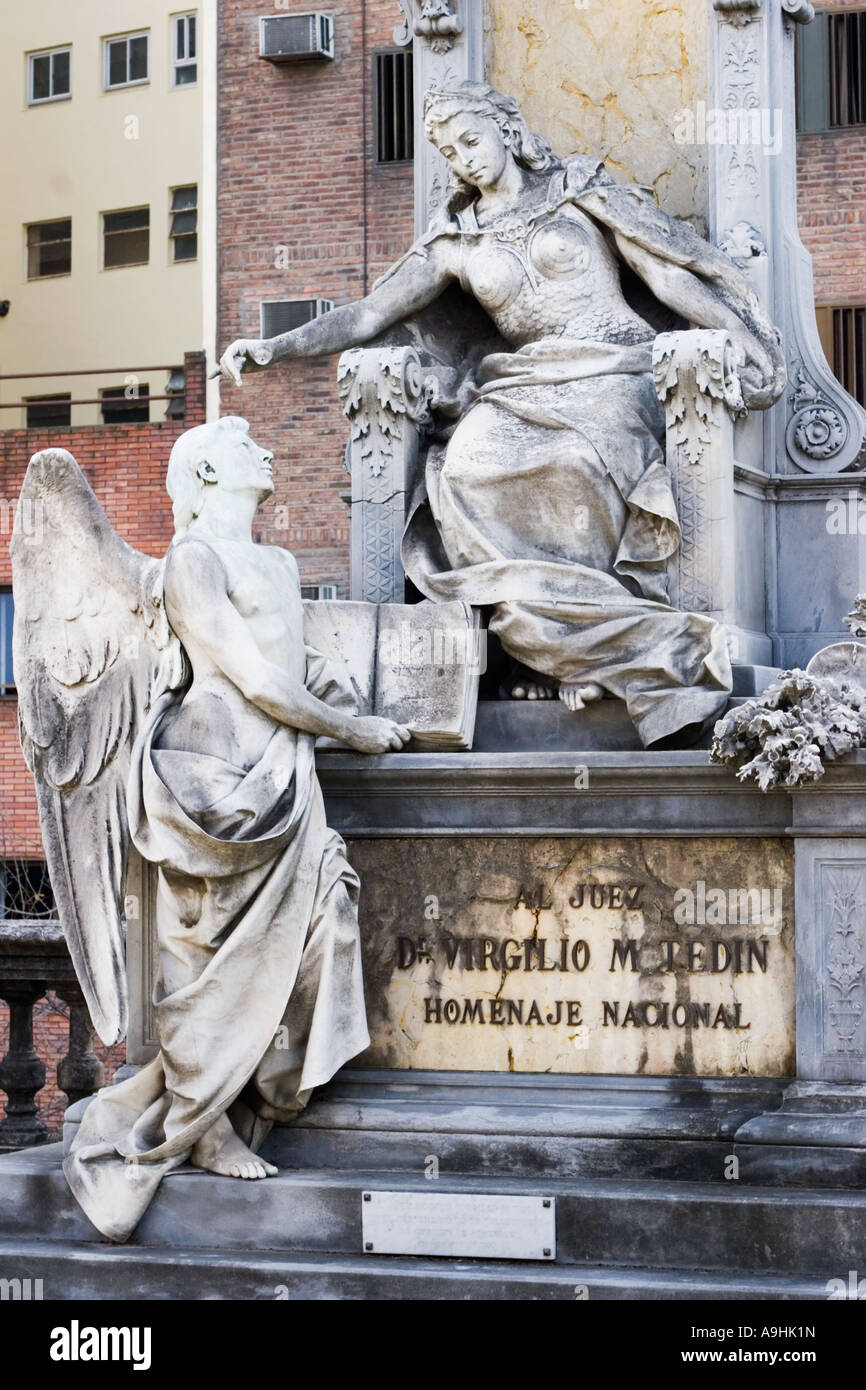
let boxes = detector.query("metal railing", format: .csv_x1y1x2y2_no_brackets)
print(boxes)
0,364,185,414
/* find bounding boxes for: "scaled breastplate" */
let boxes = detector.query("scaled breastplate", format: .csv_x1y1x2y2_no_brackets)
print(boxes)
454,183,643,344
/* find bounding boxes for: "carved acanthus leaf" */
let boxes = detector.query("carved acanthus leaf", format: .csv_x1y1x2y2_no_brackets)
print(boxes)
653,330,746,467
393,0,462,53
338,347,431,478
713,0,762,27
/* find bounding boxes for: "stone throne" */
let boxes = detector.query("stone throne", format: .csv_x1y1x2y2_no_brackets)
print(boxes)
340,0,866,708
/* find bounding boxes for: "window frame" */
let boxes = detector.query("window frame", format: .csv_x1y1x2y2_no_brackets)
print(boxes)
25,218,72,280
169,184,198,262
0,589,15,698
816,302,866,408
24,393,72,429
27,46,72,106
99,383,151,424
101,206,150,270
171,12,198,88
796,8,866,133
103,31,150,92
373,48,414,166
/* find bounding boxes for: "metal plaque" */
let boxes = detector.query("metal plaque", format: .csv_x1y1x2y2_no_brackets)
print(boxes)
361,1191,556,1260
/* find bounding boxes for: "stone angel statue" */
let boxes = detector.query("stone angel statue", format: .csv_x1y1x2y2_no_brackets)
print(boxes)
10,418,409,1242
217,81,787,747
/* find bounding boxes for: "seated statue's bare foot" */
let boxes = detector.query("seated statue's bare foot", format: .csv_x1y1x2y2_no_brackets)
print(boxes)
558,680,605,712
502,663,557,701
190,1111,278,1180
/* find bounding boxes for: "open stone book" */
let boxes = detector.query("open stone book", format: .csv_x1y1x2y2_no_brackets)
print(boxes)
304,598,482,751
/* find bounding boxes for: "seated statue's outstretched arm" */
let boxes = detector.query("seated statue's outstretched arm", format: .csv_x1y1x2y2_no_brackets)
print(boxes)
216,238,457,386
269,237,456,360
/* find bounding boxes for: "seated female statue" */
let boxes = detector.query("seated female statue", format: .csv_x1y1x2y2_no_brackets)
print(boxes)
217,81,785,747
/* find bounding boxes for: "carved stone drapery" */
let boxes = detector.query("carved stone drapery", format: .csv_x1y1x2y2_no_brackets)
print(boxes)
339,347,432,604
653,329,745,624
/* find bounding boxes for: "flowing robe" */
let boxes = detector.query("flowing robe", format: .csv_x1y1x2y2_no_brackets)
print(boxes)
64,652,369,1243
404,339,733,745
397,155,787,745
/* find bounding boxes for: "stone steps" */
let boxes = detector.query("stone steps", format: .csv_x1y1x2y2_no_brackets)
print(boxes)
1,1146,863,1283
6,1072,861,1299
0,1236,833,1301
259,1068,787,1184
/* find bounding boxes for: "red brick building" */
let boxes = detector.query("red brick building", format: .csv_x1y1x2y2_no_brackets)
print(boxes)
216,0,414,592
797,0,866,403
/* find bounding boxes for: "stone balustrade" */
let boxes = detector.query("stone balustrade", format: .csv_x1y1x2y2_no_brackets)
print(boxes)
0,921,103,1149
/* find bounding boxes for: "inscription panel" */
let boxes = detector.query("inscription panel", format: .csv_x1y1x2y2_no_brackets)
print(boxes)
349,837,796,1077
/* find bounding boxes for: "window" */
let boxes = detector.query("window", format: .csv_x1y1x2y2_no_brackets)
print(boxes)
817,305,866,407
830,10,866,127
25,394,71,428
28,47,71,105
103,208,149,268
170,185,198,261
173,13,197,86
0,859,55,919
300,584,339,601
260,299,333,337
0,590,14,696
375,50,414,163
797,10,866,131
104,32,149,90
100,384,150,424
26,219,71,278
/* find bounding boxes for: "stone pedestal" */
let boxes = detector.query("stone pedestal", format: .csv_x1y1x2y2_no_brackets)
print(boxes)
733,825,866,1181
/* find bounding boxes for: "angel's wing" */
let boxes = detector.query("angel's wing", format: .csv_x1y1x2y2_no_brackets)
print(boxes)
10,449,184,1045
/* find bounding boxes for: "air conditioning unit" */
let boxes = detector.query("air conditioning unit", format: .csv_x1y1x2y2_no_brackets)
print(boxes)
260,298,333,338
301,584,339,601
259,14,334,62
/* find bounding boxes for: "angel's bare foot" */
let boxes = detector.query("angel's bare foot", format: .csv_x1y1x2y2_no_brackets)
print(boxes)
190,1112,278,1180
558,680,604,712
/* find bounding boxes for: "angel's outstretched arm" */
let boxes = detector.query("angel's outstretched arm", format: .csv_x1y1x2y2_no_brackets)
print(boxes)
163,540,409,753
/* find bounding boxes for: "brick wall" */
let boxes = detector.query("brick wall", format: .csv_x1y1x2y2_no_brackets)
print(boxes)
216,0,414,593
796,0,866,304
0,352,206,1127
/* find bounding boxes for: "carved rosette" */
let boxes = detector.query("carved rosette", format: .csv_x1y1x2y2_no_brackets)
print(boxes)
786,365,850,471
718,220,767,267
